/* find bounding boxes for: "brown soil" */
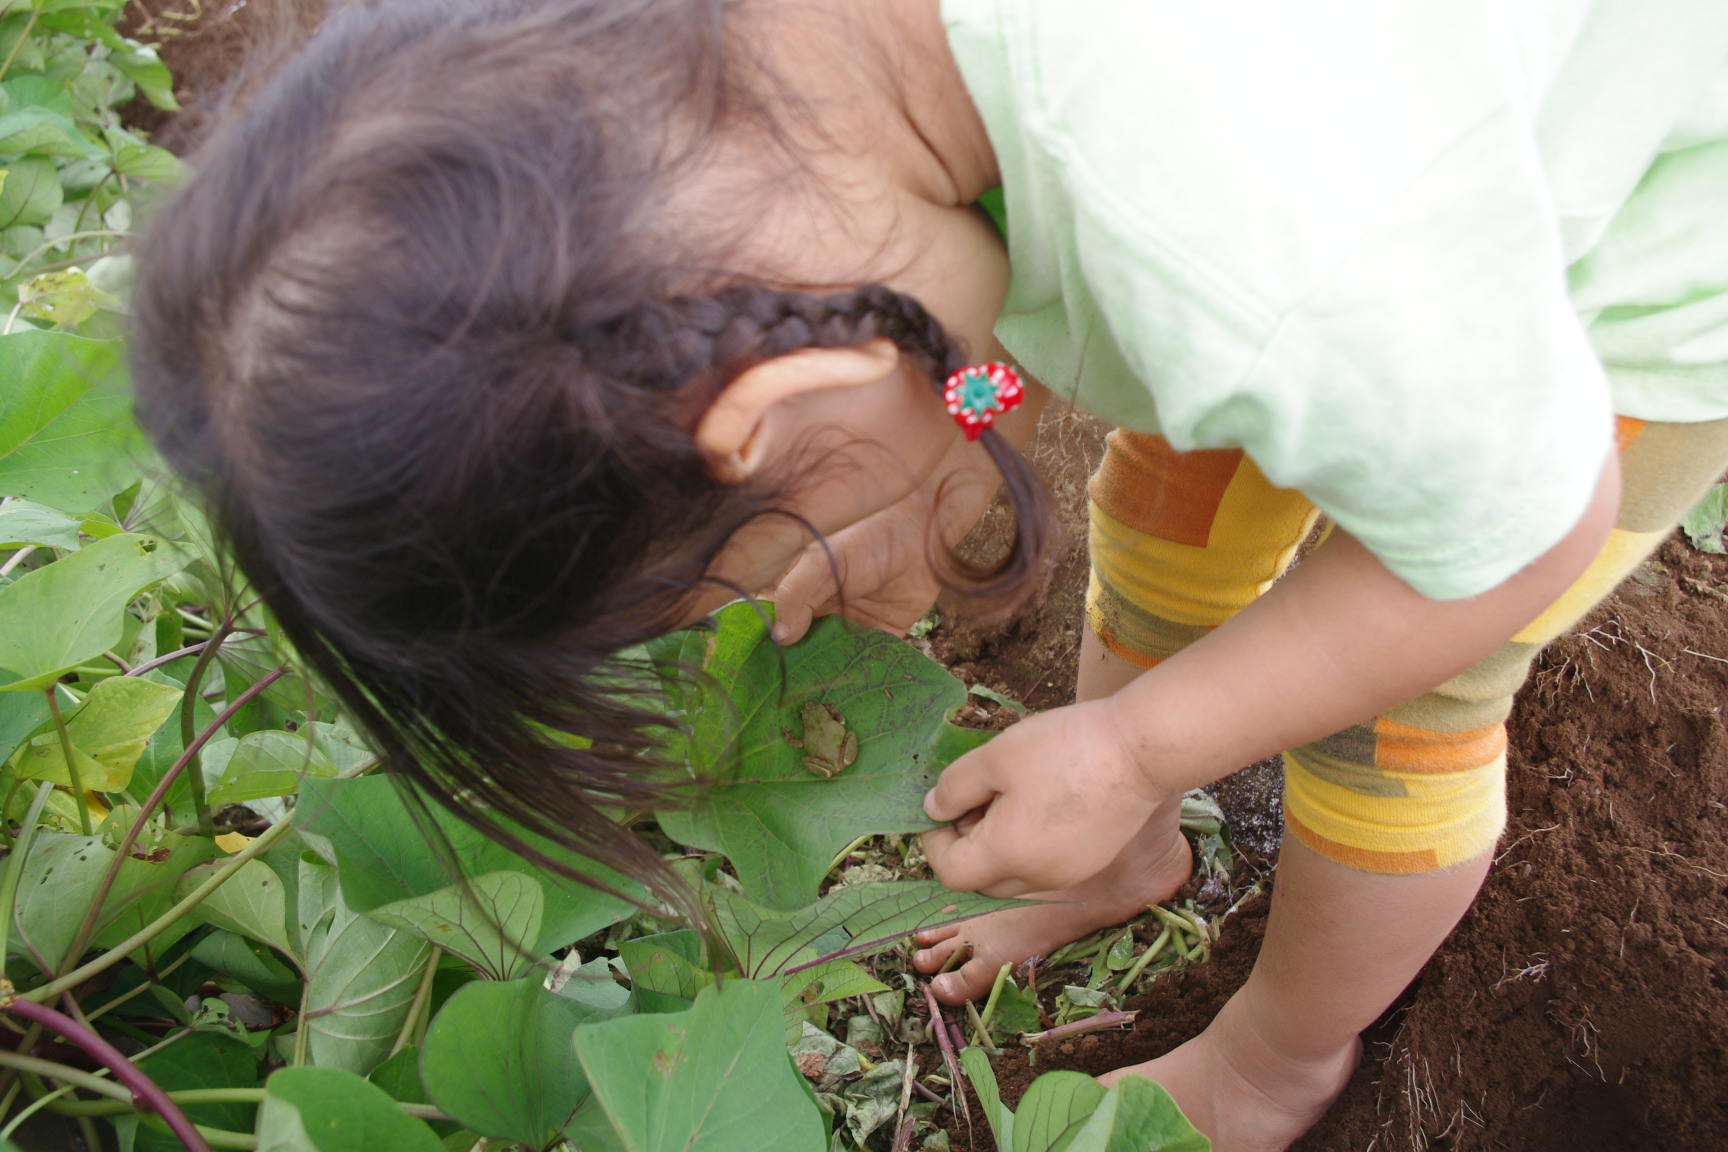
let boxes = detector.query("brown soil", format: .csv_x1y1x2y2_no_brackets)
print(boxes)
119,0,327,151
929,406,1728,1150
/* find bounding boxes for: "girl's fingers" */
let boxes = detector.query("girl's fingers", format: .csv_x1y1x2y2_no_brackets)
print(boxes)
923,756,997,822
768,548,837,644
922,824,998,893
923,823,1032,897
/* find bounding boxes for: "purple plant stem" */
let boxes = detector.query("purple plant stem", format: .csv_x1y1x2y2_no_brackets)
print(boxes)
4,998,213,1152
125,642,211,678
1018,1009,1139,1046
921,981,972,1128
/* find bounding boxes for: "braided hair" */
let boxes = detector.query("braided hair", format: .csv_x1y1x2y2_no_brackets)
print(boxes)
129,0,1048,902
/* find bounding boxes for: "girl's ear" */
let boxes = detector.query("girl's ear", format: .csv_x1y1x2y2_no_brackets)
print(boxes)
694,340,901,483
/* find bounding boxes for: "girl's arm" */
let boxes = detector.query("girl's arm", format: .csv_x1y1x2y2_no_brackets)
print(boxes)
923,448,1621,896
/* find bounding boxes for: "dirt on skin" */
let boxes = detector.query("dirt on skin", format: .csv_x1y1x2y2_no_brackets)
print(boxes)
929,406,1728,1150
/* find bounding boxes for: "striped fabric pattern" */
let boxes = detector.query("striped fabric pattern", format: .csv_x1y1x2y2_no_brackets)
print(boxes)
1086,417,1728,874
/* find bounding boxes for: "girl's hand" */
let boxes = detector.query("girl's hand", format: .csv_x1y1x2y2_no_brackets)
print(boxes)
768,497,948,644
921,697,1166,896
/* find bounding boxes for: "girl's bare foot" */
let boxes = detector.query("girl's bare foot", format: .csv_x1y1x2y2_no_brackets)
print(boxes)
1098,991,1359,1152
912,810,1193,1003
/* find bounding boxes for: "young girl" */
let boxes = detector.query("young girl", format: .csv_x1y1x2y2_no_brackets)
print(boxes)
129,0,1728,1147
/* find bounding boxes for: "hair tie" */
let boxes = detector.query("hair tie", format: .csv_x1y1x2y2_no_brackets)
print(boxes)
943,362,1025,440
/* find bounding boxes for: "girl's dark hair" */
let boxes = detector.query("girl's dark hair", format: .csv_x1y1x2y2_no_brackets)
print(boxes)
129,0,1049,904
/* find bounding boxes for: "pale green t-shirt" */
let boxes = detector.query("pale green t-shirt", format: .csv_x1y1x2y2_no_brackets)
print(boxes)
943,0,1728,599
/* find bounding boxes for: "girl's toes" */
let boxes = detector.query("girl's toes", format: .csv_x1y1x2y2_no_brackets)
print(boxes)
930,956,997,1003
913,937,968,973
913,923,962,948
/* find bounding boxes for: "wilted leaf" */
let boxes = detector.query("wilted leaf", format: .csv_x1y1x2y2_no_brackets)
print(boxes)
9,675,180,791
18,268,120,327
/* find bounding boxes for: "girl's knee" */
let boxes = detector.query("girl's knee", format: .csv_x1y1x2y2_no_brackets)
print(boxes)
1282,721,1508,874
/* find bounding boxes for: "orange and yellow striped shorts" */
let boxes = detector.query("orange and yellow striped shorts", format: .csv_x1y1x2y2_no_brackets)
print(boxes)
1087,417,1728,874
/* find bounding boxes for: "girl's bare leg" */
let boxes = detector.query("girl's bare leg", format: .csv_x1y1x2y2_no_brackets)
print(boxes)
913,628,1192,1002
1101,836,1494,1151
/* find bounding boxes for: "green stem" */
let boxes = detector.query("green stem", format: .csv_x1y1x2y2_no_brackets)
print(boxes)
1148,903,1199,940
54,666,288,977
0,1079,74,1140
1,229,126,283
973,963,1011,1046
824,833,873,878
0,9,38,86
127,640,211,678
292,979,311,1067
21,813,295,1005
178,622,235,837
388,947,442,1058
0,782,58,966
1114,926,1172,996
189,1126,259,1150
85,952,193,1023
4,995,214,1152
51,1088,453,1124
43,688,91,836
52,1088,268,1114
963,1000,999,1055
0,1051,124,1101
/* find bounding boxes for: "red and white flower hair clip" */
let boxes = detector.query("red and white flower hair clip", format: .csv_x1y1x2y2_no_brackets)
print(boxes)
942,362,1025,440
